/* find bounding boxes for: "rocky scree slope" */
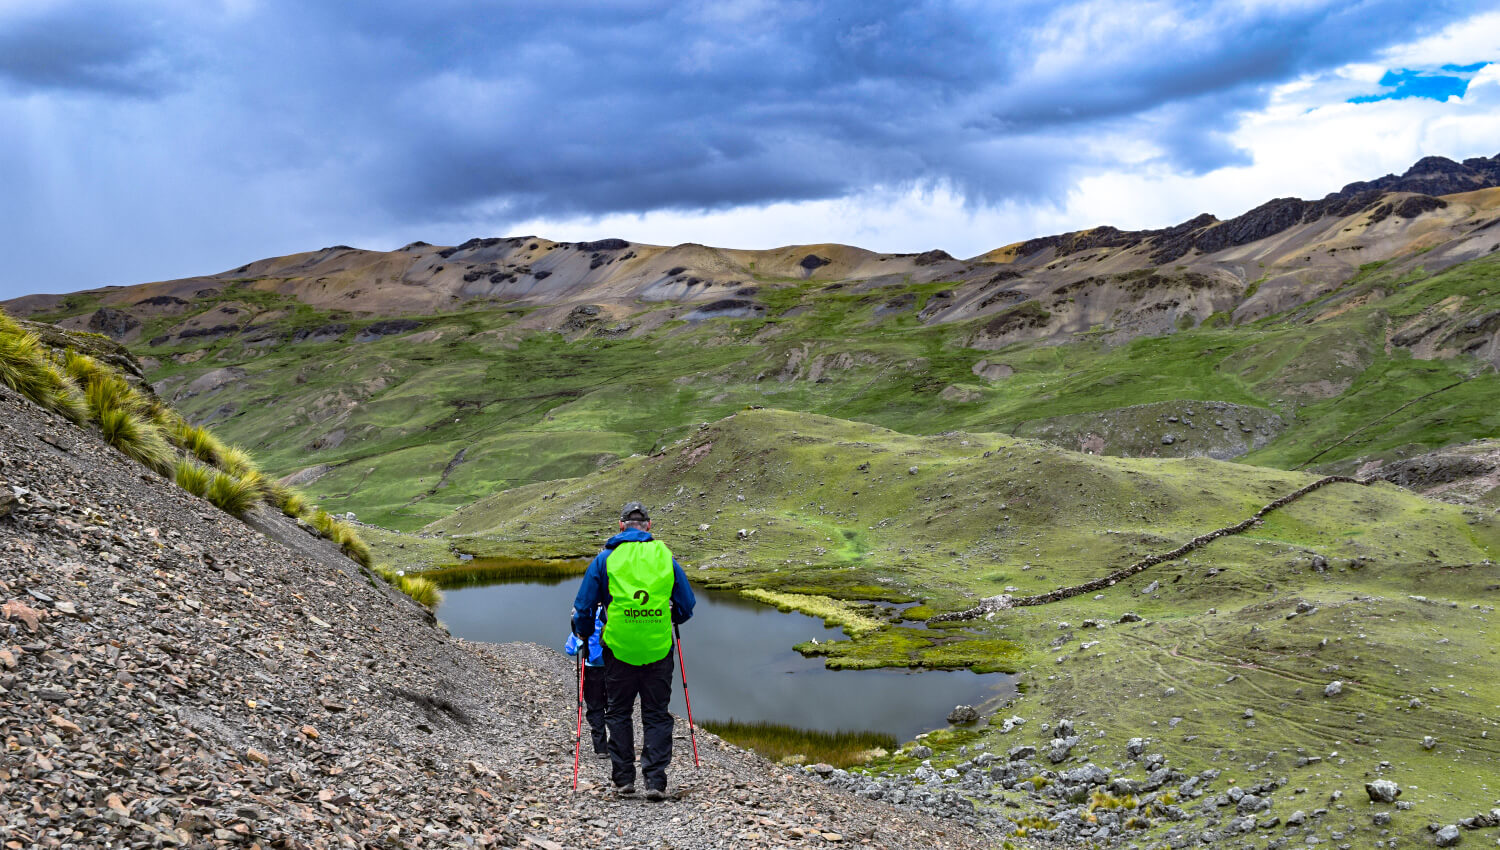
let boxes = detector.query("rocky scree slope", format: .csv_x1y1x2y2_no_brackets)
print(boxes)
0,384,1001,849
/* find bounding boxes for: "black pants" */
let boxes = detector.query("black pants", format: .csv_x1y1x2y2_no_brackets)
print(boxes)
583,663,608,753
603,645,674,790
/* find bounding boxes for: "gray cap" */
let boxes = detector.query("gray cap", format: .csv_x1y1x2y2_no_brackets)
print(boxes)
620,501,650,522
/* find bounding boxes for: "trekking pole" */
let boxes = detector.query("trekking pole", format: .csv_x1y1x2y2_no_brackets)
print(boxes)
572,651,584,791
673,623,701,768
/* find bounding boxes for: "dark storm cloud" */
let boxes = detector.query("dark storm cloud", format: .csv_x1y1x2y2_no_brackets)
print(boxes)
0,1,182,96
212,0,1479,214
0,0,1494,296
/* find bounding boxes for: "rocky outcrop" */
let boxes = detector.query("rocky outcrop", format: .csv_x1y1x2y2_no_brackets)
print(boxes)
912,250,955,266
576,238,630,252
353,318,422,342
86,307,141,339
1360,439,1500,504
682,299,766,321
1339,154,1500,198
1012,153,1500,266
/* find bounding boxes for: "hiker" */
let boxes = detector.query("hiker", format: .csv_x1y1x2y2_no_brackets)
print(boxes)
571,501,695,800
563,606,609,757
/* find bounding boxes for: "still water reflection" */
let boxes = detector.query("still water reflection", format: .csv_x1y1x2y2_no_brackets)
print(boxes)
438,577,1014,742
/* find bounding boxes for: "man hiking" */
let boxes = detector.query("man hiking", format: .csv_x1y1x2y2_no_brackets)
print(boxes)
571,501,695,801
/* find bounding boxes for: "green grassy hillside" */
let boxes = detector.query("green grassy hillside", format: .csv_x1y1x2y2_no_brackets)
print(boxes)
75,252,1500,531
8,191,1500,845
433,407,1500,843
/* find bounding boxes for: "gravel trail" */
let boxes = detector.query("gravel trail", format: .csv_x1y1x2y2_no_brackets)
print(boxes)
0,383,1004,849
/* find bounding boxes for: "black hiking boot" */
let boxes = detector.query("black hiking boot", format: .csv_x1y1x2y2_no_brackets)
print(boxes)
644,786,666,802
614,782,635,797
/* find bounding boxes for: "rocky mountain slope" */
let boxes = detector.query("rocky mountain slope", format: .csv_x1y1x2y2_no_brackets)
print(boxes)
12,242,1493,533
4,156,1499,534
0,382,998,848
7,154,1499,345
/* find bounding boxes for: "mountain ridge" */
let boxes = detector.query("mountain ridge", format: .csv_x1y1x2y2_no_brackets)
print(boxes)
7,154,1500,349
3,153,1498,533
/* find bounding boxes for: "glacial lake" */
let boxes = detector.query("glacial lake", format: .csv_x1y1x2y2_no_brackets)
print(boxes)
437,577,1015,743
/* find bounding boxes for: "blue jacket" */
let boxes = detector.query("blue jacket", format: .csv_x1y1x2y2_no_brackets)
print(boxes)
572,530,695,646
564,609,605,666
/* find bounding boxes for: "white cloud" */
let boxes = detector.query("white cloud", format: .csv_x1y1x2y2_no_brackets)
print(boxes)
1381,10,1500,68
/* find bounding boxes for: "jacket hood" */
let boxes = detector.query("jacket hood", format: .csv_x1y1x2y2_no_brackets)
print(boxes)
605,529,655,548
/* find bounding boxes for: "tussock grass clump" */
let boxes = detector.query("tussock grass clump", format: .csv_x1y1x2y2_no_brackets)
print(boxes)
1011,814,1058,837
205,471,261,516
375,569,442,608
1088,789,1139,812
82,370,177,474
279,490,308,518
400,575,441,608
309,509,374,567
174,459,214,498
234,467,270,499
168,418,226,465
309,508,338,536
265,480,308,517
0,319,88,423
339,528,373,567
739,589,883,638
84,373,143,419
98,405,175,474
62,349,112,388
698,719,895,769
217,445,258,478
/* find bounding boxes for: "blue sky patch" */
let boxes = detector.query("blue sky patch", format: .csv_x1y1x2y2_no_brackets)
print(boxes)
1350,65,1488,104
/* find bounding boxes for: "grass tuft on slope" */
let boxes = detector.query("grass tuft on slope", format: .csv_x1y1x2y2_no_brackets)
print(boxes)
0,317,88,423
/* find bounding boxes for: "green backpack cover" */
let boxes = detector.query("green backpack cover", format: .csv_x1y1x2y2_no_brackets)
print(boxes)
604,540,675,664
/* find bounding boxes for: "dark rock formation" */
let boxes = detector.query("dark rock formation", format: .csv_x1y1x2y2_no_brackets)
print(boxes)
86,308,140,339
877,293,917,315
560,305,602,333
913,249,954,266
1366,194,1449,225
133,295,189,308
1339,154,1500,198
457,237,505,251
1378,453,1497,491
682,299,766,321
290,323,348,344
578,238,630,252
1015,153,1500,265
799,254,831,270
353,319,421,342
